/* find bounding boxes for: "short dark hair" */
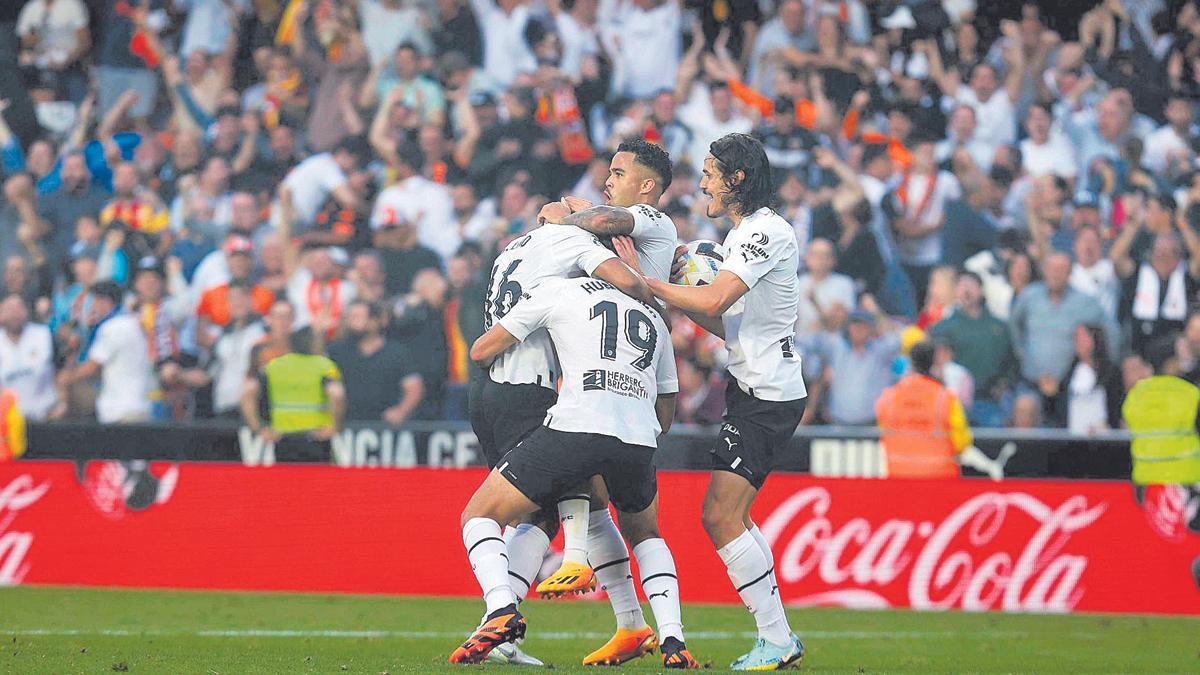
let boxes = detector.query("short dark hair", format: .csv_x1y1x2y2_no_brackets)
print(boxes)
909,341,936,376
289,327,317,355
90,280,125,306
616,138,673,192
957,269,983,287
349,299,386,322
708,133,775,217
395,141,426,172
333,136,370,164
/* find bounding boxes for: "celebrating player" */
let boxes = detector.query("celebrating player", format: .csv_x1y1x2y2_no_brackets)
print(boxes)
466,213,652,665
635,133,808,670
451,276,682,666
538,141,694,667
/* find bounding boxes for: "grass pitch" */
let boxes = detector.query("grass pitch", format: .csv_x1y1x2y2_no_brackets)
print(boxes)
0,586,1196,673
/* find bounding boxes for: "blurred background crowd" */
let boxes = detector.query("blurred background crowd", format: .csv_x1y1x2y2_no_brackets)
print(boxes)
2,0,1200,433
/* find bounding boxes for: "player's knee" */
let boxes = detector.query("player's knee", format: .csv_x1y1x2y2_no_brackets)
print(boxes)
701,496,741,542
615,512,659,547
531,509,559,539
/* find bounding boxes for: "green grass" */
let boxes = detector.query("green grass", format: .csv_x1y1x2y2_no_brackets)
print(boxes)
0,587,1197,674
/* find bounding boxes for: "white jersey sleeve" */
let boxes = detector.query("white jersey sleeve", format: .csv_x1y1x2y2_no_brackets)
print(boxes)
655,331,678,396
548,225,618,276
497,288,555,343
721,214,791,288
626,204,678,282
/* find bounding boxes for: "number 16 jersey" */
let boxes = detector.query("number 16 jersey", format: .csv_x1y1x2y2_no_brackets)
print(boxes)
484,225,617,389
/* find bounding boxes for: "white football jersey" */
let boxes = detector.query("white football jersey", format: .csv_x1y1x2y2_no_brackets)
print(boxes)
486,225,617,388
719,207,808,401
0,323,57,421
626,203,679,283
499,277,677,447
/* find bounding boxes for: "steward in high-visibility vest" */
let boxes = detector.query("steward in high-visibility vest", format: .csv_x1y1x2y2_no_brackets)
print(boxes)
0,388,26,461
876,341,974,479
1122,347,1200,485
241,326,345,463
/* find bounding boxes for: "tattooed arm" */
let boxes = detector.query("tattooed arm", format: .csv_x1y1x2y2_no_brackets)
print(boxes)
560,205,636,236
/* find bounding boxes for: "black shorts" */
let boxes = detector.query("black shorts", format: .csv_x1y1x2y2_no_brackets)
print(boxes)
711,379,806,489
497,427,657,514
469,376,558,468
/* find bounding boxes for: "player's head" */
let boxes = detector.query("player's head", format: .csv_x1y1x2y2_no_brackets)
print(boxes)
606,139,672,207
702,133,774,219
909,341,936,377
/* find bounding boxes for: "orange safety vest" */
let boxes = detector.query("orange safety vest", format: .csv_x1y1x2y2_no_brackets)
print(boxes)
0,389,26,462
875,374,959,479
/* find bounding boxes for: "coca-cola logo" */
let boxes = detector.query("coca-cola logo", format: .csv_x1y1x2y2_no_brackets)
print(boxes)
759,487,1107,612
1141,485,1195,543
0,474,51,586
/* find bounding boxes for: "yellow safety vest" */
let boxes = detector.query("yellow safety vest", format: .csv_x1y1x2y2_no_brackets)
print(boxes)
263,353,341,434
1122,375,1200,485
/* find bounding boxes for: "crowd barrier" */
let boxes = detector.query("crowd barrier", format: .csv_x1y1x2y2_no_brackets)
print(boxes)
23,421,1133,479
0,461,1195,614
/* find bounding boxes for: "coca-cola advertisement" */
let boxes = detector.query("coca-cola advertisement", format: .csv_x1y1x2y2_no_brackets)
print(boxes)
1,461,1197,614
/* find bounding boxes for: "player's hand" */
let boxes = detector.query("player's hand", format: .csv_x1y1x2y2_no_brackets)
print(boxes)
669,244,688,282
537,200,571,225
259,427,281,443
613,235,642,273
562,195,594,213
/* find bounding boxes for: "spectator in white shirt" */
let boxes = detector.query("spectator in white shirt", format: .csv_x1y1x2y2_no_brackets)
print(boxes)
679,82,753,174
1020,102,1077,180
606,0,681,100
923,34,1024,150
796,238,856,335
207,281,266,417
935,104,996,172
275,137,368,231
748,0,814,95
0,294,57,421
359,0,434,65
56,282,153,424
1143,95,1198,175
1069,224,1120,320
469,0,535,87
370,142,459,262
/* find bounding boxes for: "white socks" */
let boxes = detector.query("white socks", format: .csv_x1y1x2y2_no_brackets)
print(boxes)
587,507,645,630
463,517,517,614
632,538,683,642
717,528,791,647
557,494,591,565
747,524,781,600
504,523,550,602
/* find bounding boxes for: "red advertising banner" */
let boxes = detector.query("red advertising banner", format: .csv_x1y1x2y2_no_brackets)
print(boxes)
1,461,1197,614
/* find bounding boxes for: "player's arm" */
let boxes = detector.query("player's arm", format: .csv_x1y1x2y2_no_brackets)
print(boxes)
470,286,555,367
593,257,655,306
647,271,749,318
560,205,635,236
469,324,520,368
656,394,677,435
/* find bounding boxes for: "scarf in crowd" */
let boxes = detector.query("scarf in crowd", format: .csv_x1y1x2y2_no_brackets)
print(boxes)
1132,262,1188,322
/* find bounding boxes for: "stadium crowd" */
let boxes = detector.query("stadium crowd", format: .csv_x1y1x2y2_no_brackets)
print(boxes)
1,0,1200,432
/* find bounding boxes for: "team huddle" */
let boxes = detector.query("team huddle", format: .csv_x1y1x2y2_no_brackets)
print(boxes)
453,133,809,671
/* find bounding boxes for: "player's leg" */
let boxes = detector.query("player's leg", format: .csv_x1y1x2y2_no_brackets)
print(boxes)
705,391,805,671
473,380,558,665
534,483,595,598
451,469,540,664
615,493,699,670
581,477,656,665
